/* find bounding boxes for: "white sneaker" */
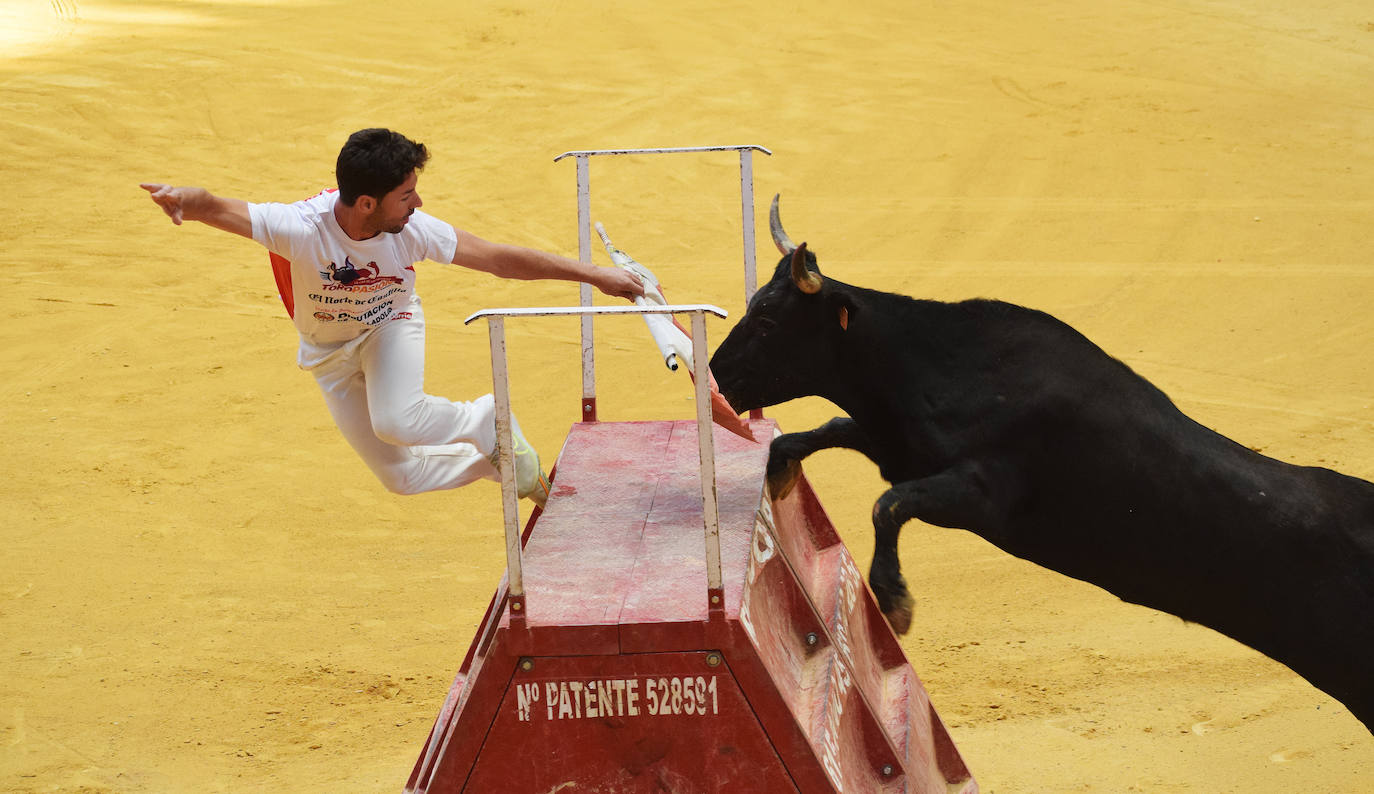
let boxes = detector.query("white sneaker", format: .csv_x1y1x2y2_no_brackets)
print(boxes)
490,414,550,508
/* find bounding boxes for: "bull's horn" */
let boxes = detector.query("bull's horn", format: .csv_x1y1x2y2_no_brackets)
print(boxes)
769,193,797,255
791,242,821,294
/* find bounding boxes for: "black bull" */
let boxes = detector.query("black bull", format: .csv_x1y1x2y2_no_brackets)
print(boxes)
709,197,1374,732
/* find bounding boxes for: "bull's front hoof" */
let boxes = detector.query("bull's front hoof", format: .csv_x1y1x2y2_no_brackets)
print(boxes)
883,596,914,636
871,579,915,635
766,459,803,500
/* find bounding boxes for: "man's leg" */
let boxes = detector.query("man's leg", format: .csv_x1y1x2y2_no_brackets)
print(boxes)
359,307,496,452
357,307,546,504
312,341,499,496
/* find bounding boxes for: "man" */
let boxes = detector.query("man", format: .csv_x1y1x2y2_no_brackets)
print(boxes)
142,128,643,507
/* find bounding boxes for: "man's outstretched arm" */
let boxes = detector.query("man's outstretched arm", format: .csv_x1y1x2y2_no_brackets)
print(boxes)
452,229,644,301
141,183,252,239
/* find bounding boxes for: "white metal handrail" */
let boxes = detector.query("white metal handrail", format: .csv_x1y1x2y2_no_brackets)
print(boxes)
464,304,729,622
554,145,770,422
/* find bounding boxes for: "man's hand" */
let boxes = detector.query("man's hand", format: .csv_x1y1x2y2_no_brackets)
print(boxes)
140,183,253,238
141,183,190,224
595,266,646,302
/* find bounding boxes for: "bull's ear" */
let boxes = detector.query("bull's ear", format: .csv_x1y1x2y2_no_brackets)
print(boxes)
827,292,855,331
790,242,822,294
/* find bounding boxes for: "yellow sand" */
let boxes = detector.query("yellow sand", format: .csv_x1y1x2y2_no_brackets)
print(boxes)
2,0,1371,791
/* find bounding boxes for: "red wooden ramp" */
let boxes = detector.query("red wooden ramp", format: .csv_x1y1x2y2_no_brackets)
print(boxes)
405,419,977,794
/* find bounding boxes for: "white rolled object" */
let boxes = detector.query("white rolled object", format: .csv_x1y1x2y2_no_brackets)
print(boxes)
595,222,694,371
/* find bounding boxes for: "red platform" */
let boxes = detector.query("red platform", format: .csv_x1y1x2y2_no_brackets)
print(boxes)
405,419,977,793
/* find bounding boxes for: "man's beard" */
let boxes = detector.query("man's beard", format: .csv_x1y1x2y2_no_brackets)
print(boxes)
378,209,414,235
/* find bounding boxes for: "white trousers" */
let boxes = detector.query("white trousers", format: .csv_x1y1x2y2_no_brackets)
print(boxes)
308,302,500,495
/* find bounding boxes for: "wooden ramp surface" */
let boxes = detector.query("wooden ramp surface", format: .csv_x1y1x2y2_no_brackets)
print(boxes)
519,419,766,648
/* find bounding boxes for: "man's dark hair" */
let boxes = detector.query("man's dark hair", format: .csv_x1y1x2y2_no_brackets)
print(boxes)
335,128,430,206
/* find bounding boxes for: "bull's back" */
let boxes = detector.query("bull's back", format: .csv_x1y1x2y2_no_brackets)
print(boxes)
869,293,1374,727
1016,328,1374,723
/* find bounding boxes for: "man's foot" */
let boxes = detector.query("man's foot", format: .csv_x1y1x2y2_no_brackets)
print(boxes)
524,468,551,510
492,414,550,508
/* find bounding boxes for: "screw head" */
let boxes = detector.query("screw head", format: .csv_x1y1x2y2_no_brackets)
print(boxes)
806,632,819,647
882,764,894,776
519,658,534,672
705,652,722,668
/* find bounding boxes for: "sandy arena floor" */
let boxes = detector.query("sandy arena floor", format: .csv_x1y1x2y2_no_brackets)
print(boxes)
2,0,1372,791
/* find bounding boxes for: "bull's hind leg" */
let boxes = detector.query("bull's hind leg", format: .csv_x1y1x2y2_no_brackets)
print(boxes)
870,462,1014,635
768,417,877,498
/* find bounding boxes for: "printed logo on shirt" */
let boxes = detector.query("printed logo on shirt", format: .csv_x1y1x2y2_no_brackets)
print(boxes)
321,256,404,290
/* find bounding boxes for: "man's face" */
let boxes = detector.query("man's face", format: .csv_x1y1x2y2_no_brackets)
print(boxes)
370,170,423,234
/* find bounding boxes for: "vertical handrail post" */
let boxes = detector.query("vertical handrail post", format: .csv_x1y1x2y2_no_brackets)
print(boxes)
739,148,758,304
487,316,525,623
738,148,766,421
576,154,596,422
691,311,724,616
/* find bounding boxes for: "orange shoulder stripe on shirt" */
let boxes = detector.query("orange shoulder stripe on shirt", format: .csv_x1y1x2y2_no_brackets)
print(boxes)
269,252,295,319
267,190,336,320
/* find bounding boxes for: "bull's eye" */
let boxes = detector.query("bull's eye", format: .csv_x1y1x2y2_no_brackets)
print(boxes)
755,316,778,336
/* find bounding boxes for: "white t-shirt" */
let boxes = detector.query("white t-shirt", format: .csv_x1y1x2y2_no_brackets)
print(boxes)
249,189,459,367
